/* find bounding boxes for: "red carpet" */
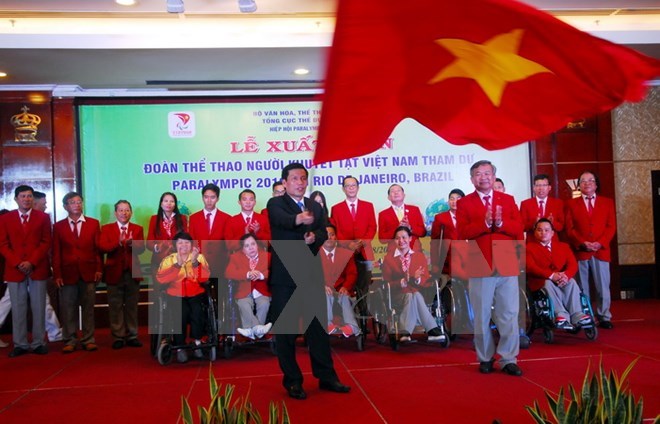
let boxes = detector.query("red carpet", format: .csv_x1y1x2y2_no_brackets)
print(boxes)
0,299,658,423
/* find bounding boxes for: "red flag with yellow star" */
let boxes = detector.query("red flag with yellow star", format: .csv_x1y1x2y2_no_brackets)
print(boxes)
313,0,660,164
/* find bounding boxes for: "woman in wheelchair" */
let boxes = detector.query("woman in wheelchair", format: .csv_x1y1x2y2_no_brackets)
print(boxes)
526,219,591,329
156,231,211,363
224,233,272,340
382,226,443,342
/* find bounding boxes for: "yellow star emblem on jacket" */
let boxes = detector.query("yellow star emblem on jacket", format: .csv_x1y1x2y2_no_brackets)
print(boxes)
430,29,553,106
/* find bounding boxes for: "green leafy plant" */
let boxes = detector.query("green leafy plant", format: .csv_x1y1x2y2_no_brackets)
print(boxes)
181,365,290,424
526,356,658,424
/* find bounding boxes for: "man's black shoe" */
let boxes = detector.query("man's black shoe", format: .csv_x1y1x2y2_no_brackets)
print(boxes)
319,380,351,393
126,338,143,348
286,384,307,400
502,363,523,376
8,347,29,358
479,358,495,374
599,320,614,329
32,345,49,355
112,340,125,350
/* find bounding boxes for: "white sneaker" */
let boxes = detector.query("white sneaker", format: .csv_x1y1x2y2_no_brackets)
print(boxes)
399,336,411,343
253,322,273,339
237,327,255,339
427,335,443,342
49,333,63,342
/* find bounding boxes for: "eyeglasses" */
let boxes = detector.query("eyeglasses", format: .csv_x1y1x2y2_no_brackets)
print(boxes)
67,200,83,205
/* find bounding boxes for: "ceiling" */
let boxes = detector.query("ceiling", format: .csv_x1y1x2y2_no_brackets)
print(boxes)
0,0,658,95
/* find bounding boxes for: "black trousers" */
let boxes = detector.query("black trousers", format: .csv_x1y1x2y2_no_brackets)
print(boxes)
269,284,338,388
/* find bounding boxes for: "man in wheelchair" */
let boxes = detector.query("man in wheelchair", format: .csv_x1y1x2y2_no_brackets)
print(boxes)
526,219,591,329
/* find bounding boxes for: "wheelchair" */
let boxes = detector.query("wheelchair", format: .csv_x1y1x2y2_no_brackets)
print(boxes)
326,292,367,352
371,278,450,351
220,280,276,359
152,284,219,365
526,288,598,344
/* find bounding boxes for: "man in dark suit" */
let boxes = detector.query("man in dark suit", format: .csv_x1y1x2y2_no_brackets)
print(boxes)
99,200,145,349
0,185,52,357
565,171,617,329
456,160,524,376
520,174,564,242
53,192,103,353
267,162,350,400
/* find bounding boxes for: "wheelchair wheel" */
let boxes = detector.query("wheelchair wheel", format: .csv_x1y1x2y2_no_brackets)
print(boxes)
438,334,450,348
543,328,554,344
440,286,457,341
389,334,399,351
374,321,388,345
584,326,598,340
150,333,161,357
157,342,173,365
356,334,365,352
208,346,217,362
519,334,531,349
223,338,233,359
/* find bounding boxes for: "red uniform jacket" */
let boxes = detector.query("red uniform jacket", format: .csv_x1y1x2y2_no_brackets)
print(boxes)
378,204,426,250
224,212,271,253
456,191,524,278
189,209,230,279
430,211,468,279
329,200,377,261
526,240,578,292
0,209,52,282
520,197,565,242
320,246,358,294
224,251,270,298
53,216,102,285
381,250,430,294
146,214,188,273
565,195,616,262
99,222,145,284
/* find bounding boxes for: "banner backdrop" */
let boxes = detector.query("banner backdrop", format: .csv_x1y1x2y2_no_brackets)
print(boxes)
79,100,530,266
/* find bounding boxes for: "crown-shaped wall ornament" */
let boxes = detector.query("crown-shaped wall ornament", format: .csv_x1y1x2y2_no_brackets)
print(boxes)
10,105,42,142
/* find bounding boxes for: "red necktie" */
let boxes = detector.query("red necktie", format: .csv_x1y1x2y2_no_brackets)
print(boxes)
246,216,251,228
328,252,334,263
587,197,594,215
401,252,410,273
72,220,80,238
21,214,28,227
206,212,212,235
350,203,356,219
121,225,128,240
483,195,491,210
538,200,545,217
249,256,258,271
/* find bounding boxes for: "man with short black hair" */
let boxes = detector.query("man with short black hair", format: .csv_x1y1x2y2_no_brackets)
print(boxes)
0,185,52,357
520,174,564,242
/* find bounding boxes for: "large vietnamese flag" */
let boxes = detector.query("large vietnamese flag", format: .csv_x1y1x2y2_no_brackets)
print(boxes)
313,0,660,164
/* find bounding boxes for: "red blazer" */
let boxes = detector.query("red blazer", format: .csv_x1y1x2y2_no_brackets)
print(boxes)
320,246,358,294
99,222,145,284
189,209,230,279
53,216,102,285
146,214,188,272
565,195,616,262
525,240,578,292
378,204,426,249
430,211,468,278
0,209,52,282
520,197,565,241
224,251,270,298
456,191,524,277
329,199,377,260
224,212,271,253
381,250,430,294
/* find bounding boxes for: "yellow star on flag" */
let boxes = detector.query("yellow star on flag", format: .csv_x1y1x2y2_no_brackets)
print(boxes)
429,29,553,107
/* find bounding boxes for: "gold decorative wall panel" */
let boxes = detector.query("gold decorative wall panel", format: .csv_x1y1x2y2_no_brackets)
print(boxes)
612,86,660,265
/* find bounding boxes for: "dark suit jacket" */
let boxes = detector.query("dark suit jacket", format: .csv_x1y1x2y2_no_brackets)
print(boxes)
565,195,616,262
329,199,377,260
53,216,102,284
377,204,426,246
189,209,230,278
267,194,327,288
456,191,523,277
99,222,145,284
525,240,578,292
520,196,565,241
0,209,52,282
